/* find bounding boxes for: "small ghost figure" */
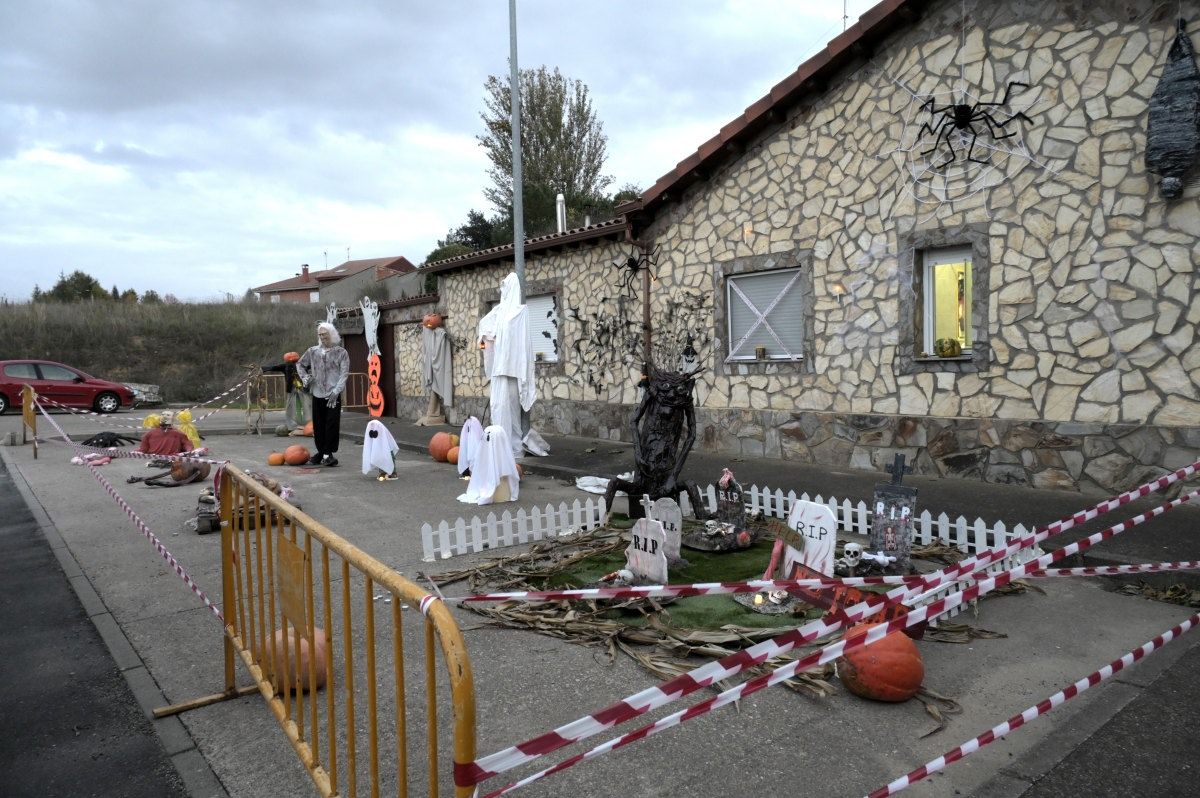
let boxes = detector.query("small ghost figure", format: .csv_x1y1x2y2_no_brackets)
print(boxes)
836,542,864,576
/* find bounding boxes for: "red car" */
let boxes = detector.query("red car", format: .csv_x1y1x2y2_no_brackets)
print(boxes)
0,359,136,414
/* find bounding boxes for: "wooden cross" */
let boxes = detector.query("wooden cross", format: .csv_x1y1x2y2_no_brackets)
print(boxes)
886,453,913,486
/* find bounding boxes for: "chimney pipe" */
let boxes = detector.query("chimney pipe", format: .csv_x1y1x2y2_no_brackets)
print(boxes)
301,264,310,278
555,193,567,234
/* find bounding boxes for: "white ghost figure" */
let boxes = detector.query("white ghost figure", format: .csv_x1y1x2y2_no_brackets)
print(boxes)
457,416,484,476
456,424,521,505
361,419,399,477
477,273,536,458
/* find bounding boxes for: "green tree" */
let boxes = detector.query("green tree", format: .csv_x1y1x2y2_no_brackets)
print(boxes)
141,290,162,304
111,285,119,300
423,242,473,265
478,65,612,236
37,270,108,302
120,288,139,302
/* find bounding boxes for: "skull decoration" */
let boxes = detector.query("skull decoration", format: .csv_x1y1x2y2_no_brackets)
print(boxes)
841,542,864,569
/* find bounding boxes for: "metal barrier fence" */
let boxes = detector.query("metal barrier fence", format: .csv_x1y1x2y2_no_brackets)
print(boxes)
218,464,476,797
257,372,367,414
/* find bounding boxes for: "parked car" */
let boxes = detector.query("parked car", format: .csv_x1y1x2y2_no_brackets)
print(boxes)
122,382,164,406
0,359,137,414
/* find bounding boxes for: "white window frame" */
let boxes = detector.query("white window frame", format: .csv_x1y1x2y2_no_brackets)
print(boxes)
725,268,805,362
309,290,320,302
921,246,973,355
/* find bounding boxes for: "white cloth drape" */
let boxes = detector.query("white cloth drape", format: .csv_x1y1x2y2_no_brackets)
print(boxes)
456,425,520,505
421,326,454,405
457,416,484,475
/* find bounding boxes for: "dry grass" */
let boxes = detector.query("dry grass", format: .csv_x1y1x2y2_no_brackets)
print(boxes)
1,300,320,402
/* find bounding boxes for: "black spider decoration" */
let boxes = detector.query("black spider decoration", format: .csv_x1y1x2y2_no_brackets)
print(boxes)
612,247,657,296
917,81,1032,169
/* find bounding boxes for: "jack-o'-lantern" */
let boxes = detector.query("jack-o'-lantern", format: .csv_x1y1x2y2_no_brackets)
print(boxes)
422,312,444,329
366,353,384,417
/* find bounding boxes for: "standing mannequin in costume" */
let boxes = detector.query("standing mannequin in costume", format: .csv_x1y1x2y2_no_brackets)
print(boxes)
477,273,535,459
262,351,309,432
297,322,350,466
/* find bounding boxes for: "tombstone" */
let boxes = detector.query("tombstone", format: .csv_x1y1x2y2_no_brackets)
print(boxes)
714,469,747,531
625,518,669,584
784,499,837,578
650,497,684,563
870,454,917,572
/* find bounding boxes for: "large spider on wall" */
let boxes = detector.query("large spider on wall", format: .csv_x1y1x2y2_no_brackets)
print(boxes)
917,81,1032,169
612,246,658,296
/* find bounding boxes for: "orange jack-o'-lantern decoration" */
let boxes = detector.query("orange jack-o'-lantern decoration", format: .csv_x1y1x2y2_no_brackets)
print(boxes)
283,351,300,363
422,312,444,329
366,353,384,417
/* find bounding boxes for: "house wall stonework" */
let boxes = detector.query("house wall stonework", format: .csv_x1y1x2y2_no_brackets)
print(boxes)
404,0,1200,496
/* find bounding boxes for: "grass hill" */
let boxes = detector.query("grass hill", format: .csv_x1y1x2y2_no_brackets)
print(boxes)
1,300,321,403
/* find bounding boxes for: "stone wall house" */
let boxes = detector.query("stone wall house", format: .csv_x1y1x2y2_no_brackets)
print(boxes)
393,0,1200,496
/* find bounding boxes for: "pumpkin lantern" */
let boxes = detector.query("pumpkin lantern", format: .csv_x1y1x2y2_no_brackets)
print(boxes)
366,353,384,417
836,623,924,702
283,444,311,466
422,312,444,329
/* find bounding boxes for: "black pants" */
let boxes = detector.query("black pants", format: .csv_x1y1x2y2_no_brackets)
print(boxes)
311,397,341,456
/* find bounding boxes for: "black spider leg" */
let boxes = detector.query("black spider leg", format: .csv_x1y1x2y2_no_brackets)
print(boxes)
934,121,961,169
919,114,954,159
963,122,989,165
979,110,1034,142
973,80,1030,109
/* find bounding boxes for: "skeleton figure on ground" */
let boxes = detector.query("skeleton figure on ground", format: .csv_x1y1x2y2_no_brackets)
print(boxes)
603,362,709,521
242,363,269,435
834,542,897,576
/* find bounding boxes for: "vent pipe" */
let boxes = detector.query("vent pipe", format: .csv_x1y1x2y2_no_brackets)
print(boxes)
555,193,567,233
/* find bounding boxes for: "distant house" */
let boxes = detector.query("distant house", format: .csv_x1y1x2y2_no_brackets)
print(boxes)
253,257,420,304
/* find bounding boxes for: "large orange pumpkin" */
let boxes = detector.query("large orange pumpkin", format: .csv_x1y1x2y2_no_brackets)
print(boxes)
284,444,311,466
266,451,286,466
446,446,460,465
837,623,924,702
265,626,328,693
429,431,455,462
422,312,444,329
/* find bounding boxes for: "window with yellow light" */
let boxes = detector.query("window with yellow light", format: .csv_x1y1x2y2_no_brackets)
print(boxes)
921,246,972,356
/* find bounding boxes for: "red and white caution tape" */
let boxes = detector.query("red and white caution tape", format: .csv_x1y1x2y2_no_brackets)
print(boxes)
865,612,1200,797
458,483,1200,792
36,376,250,429
35,400,225,622
1025,561,1200,579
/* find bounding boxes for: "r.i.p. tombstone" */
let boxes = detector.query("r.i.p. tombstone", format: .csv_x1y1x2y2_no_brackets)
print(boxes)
870,454,917,572
714,468,747,531
650,497,684,563
625,518,669,584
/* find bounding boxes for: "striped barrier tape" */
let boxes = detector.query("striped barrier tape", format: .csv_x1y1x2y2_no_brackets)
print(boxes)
1027,561,1200,579
36,376,251,430
865,611,1200,797
474,488,1200,796
457,481,1200,790
39,434,226,468
35,400,226,622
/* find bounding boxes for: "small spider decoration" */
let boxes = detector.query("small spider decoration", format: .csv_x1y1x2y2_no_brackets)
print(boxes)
612,246,657,296
917,81,1033,169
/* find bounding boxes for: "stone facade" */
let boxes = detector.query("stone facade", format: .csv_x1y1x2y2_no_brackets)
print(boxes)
398,0,1200,496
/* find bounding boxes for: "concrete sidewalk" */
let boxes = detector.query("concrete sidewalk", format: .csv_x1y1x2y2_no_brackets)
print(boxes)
2,406,1199,797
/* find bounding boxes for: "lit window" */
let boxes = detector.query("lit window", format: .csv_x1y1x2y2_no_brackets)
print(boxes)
921,247,972,355
726,268,804,360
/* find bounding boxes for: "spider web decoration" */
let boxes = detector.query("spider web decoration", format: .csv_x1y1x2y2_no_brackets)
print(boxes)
880,78,1051,211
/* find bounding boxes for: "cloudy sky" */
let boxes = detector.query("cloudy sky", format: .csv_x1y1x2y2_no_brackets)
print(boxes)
1,0,880,302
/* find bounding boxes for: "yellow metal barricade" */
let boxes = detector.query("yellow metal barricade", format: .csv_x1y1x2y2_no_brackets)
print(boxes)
21,384,36,457
218,464,476,797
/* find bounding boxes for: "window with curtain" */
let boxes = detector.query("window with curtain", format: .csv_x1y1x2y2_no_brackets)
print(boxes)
921,246,973,354
725,268,805,360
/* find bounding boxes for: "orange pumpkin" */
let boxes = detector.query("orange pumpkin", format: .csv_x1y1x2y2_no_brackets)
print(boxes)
266,451,286,466
265,626,328,693
429,431,454,462
837,623,924,702
301,420,313,436
422,312,444,329
446,446,460,465
284,444,311,466
283,351,300,363
366,353,384,417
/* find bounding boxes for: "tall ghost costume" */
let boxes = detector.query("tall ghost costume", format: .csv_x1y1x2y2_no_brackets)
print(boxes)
417,324,453,425
361,419,399,478
477,273,535,459
456,425,521,505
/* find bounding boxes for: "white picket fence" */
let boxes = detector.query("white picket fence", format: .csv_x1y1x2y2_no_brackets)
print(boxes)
424,483,1039,623
420,497,608,562
642,483,1043,622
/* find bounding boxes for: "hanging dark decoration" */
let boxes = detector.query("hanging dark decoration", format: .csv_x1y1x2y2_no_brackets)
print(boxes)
1146,19,1200,199
612,246,657,296
603,361,709,521
916,81,1032,169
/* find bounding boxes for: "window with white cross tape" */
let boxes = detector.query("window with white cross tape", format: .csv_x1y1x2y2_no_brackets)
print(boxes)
725,268,805,361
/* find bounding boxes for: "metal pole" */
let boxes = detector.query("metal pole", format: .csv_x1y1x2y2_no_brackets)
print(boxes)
509,0,525,301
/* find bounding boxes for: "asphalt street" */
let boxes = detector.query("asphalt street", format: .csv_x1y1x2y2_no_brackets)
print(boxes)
2,406,1199,797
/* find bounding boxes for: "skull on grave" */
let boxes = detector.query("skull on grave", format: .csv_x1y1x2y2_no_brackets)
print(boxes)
841,542,863,568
